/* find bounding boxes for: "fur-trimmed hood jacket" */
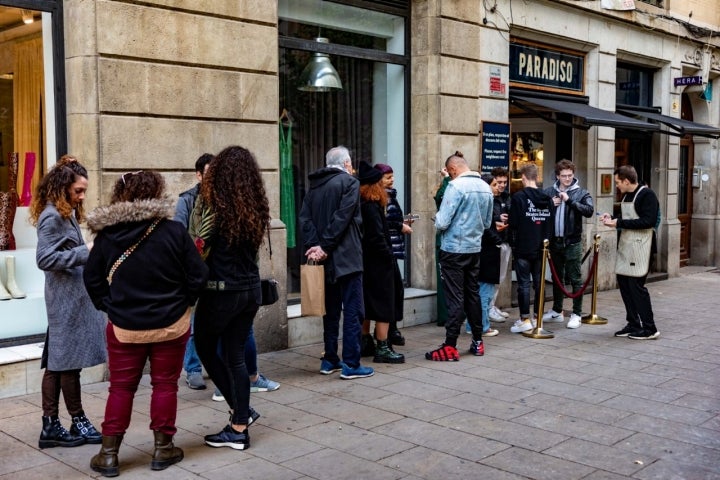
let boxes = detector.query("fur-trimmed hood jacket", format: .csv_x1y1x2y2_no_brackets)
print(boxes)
83,198,208,331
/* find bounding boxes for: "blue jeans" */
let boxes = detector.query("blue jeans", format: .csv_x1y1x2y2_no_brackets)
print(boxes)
323,272,364,368
515,254,542,318
479,282,494,332
183,312,202,375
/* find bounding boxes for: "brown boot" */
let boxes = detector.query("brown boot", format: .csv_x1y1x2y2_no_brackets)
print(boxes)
151,431,183,471
90,435,123,477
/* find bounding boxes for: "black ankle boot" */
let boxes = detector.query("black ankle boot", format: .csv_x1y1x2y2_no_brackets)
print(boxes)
71,412,102,444
389,329,406,346
373,340,405,364
39,415,85,449
151,431,184,470
360,334,376,357
91,434,123,477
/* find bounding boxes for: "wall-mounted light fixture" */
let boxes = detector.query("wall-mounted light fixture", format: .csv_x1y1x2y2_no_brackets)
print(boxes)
297,38,343,92
21,10,35,24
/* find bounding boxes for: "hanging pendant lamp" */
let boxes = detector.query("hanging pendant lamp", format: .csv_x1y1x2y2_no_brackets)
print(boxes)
298,38,343,92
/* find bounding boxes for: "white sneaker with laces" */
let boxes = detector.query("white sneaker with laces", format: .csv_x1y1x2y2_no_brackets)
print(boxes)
488,307,506,322
510,318,535,333
566,313,582,329
542,309,565,323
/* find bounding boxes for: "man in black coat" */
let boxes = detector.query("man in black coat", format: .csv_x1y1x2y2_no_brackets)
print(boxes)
299,146,374,379
542,159,594,329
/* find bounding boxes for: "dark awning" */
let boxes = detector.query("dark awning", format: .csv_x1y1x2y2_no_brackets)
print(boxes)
511,94,660,132
617,107,720,139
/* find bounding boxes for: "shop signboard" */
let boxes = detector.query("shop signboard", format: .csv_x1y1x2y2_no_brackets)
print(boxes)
674,76,703,87
509,42,584,93
480,121,511,176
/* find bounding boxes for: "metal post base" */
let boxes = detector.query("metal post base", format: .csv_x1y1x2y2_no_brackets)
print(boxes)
581,314,608,325
522,327,555,339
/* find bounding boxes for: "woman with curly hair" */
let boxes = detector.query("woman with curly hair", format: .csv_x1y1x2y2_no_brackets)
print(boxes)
83,171,208,476
29,155,106,449
357,161,404,364
192,145,270,451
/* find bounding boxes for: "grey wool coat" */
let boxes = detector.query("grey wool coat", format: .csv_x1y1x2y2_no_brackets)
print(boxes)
36,204,106,371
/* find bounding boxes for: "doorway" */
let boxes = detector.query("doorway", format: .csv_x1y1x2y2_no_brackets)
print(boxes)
678,137,693,266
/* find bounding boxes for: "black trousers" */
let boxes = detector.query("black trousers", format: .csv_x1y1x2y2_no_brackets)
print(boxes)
439,250,483,345
195,290,257,426
616,274,656,333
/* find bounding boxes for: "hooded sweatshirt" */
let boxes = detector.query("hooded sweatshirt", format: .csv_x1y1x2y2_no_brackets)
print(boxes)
508,186,553,257
84,198,208,331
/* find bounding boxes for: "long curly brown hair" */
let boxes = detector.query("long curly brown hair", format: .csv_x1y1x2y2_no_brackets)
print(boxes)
111,171,165,203
29,155,88,225
201,146,270,249
360,182,388,207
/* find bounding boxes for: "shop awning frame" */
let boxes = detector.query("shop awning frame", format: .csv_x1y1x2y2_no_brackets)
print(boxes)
510,93,660,132
617,106,720,139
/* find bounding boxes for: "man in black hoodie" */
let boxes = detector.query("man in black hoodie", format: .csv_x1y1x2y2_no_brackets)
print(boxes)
542,159,594,329
299,146,374,380
508,164,553,333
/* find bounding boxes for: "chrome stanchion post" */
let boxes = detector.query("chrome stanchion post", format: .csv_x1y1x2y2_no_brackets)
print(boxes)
582,234,607,325
523,239,554,339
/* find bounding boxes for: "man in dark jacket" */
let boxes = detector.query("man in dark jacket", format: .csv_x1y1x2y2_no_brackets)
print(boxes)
299,146,374,380
508,163,553,333
542,159,594,329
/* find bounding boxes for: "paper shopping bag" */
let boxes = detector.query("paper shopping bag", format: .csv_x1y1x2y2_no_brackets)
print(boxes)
300,261,326,316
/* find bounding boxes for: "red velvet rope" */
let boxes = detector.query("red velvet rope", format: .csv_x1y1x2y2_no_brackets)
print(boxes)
547,248,597,299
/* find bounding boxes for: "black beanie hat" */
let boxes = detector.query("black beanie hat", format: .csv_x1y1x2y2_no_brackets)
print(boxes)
358,160,383,185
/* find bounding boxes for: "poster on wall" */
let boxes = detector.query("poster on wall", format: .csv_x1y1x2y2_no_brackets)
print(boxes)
510,131,544,194
480,121,511,176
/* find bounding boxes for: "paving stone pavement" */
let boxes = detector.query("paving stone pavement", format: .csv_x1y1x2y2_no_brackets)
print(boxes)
1,268,719,479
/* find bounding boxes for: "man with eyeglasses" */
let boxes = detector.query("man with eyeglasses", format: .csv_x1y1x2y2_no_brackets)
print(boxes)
542,159,594,329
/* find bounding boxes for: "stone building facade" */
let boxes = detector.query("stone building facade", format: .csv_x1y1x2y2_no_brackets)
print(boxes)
1,0,719,349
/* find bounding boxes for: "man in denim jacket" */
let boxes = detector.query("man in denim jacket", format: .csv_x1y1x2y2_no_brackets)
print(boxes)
426,151,493,361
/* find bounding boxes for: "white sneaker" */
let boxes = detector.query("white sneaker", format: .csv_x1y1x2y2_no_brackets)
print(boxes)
494,306,510,318
483,328,500,337
567,313,582,329
510,318,535,333
542,310,565,323
488,307,506,322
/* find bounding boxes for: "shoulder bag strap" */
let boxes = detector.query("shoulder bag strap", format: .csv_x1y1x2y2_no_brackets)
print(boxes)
107,218,162,285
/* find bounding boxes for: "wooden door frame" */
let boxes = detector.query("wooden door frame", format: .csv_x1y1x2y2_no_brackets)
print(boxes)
678,136,694,266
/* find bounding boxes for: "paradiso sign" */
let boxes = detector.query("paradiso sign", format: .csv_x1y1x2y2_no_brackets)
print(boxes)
510,42,584,93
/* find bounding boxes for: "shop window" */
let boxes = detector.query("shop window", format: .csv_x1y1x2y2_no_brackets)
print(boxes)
616,63,654,107
0,1,66,345
279,0,408,297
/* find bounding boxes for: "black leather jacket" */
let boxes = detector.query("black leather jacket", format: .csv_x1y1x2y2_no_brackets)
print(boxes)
544,178,594,245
